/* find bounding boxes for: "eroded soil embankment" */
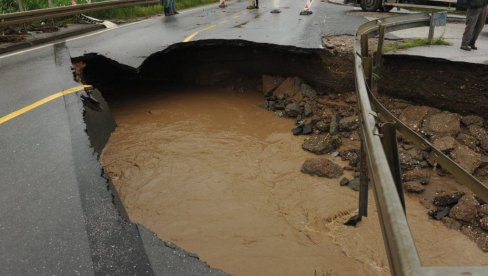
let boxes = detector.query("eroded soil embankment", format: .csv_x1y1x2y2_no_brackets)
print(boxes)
73,40,488,275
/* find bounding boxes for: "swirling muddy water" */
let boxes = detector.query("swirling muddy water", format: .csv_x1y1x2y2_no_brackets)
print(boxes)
101,88,488,276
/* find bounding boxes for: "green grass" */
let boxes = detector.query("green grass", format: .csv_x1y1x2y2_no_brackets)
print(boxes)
2,0,219,20
383,37,450,53
86,0,218,20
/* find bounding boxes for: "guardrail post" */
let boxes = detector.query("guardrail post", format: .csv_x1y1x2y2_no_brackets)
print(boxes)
360,34,373,92
372,24,385,97
428,13,435,45
345,135,370,226
379,122,405,212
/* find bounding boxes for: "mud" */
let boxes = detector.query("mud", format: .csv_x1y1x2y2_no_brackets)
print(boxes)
100,87,487,276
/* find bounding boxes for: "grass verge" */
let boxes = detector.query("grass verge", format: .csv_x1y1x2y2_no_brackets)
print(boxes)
86,0,219,20
383,37,450,53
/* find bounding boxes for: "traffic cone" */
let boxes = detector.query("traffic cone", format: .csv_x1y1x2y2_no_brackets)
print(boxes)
219,0,227,8
270,0,281,13
300,0,313,15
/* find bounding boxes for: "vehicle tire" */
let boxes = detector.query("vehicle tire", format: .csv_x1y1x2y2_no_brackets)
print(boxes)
360,0,382,11
379,5,393,12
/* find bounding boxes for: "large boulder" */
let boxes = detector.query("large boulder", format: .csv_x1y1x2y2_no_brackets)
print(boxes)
450,144,482,174
433,136,457,152
399,105,439,131
433,191,465,206
262,75,285,96
422,112,461,138
272,77,304,103
461,115,484,127
449,194,480,223
300,83,317,100
338,115,359,132
301,158,343,178
302,134,342,154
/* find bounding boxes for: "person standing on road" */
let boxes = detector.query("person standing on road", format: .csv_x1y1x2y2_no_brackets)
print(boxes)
461,0,487,50
162,0,178,16
247,0,258,9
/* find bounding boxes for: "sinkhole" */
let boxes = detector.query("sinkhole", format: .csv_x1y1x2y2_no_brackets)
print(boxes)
72,39,488,276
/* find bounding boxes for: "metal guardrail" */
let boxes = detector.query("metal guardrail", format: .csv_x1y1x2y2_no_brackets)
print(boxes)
0,0,159,28
353,12,488,275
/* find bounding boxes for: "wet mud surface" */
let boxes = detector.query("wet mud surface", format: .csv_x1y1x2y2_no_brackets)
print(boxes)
100,87,487,276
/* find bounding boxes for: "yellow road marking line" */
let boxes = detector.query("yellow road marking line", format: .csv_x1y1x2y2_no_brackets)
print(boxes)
0,85,92,125
203,24,216,31
183,31,199,42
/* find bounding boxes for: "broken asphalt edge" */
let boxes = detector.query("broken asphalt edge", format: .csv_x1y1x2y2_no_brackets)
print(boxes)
0,24,105,55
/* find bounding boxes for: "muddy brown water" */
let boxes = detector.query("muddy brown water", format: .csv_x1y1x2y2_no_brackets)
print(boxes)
101,87,488,276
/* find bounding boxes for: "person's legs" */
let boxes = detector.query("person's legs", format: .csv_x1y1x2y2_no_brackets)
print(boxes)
470,6,486,48
462,7,481,49
255,0,259,8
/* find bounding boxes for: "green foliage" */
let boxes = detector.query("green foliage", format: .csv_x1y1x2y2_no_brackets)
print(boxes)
1,0,219,17
383,37,450,53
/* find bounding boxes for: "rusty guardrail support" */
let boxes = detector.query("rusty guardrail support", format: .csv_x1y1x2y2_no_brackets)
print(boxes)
352,12,488,275
0,0,159,28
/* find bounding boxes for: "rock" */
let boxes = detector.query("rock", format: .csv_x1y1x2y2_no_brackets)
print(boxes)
304,102,313,117
404,182,425,193
262,75,285,96
329,115,339,135
300,83,317,100
258,100,269,110
422,112,461,138
315,120,330,133
441,216,462,230
432,191,465,206
468,125,487,140
274,110,285,117
273,77,304,103
301,158,343,178
456,133,479,151
480,204,488,216
338,116,359,132
480,217,488,231
285,103,301,117
402,169,429,182
480,136,488,152
339,177,349,186
325,43,335,49
460,225,488,252
347,178,360,191
399,105,439,131
302,124,313,135
302,134,342,154
461,115,484,127
292,126,302,136
339,149,361,167
449,194,480,222
428,207,450,220
450,144,482,174
432,136,457,152
399,150,422,171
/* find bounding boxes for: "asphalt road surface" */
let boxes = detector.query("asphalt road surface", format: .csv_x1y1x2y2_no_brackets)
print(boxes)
0,1,366,275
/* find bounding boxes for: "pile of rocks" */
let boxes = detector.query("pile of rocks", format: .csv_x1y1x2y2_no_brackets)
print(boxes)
258,75,488,251
259,75,362,185
381,98,488,251
429,191,488,251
